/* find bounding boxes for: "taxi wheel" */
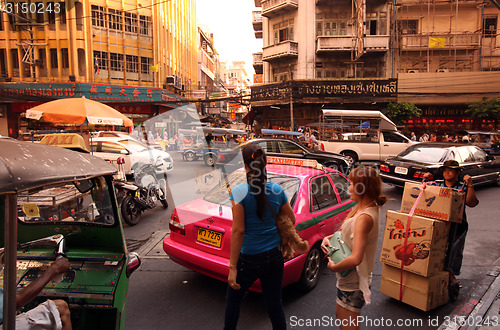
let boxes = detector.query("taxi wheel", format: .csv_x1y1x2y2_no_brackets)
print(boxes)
297,245,322,292
204,154,215,167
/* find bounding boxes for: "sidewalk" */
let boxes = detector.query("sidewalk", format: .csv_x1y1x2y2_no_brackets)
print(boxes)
438,266,500,330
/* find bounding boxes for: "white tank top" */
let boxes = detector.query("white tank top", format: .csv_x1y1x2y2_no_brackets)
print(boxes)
336,206,380,304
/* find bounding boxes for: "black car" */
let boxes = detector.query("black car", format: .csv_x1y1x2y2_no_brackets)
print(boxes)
216,138,350,174
380,142,500,187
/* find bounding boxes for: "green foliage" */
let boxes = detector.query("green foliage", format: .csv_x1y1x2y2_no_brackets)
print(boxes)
384,102,422,125
465,97,500,121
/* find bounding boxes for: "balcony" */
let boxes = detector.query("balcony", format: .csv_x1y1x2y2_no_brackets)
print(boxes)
365,35,390,51
316,36,354,53
255,30,263,39
252,11,262,31
400,33,481,50
253,52,263,74
261,0,298,18
262,41,298,61
254,0,261,6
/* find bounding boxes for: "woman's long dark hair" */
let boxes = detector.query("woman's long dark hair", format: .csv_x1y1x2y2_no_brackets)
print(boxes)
242,143,268,221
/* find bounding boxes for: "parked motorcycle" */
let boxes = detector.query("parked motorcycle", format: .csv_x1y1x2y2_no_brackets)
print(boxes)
116,160,168,226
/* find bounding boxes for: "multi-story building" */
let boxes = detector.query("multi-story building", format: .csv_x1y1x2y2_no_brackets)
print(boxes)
251,0,500,133
0,0,197,137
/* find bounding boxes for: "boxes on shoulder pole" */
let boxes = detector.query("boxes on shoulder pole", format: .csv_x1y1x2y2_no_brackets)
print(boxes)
380,210,450,277
380,264,449,311
401,182,465,223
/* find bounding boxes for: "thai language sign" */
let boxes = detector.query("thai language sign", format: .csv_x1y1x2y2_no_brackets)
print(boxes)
251,79,397,101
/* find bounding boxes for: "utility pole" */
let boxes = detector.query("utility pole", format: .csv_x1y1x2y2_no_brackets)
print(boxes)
289,65,294,131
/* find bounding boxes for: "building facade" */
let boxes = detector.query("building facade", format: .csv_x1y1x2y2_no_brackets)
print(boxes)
0,0,198,136
251,0,500,133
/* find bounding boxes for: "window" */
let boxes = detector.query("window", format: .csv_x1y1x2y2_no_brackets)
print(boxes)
468,146,487,162
316,13,347,37
0,49,7,76
456,147,473,163
8,4,16,31
59,2,66,25
140,57,152,74
50,48,58,68
61,48,69,68
277,141,303,154
109,9,123,30
366,12,387,35
47,2,55,25
383,131,407,143
109,53,123,71
94,51,108,71
257,141,278,153
35,2,44,25
139,15,152,36
273,19,294,44
483,16,497,37
101,142,126,154
91,5,105,27
310,176,338,212
126,55,138,73
125,12,137,33
10,49,19,69
398,20,418,34
330,174,350,202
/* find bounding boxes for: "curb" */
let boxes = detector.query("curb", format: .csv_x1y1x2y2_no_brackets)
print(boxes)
136,230,170,258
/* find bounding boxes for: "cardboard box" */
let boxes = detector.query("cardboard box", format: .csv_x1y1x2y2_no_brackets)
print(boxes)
380,210,450,277
401,182,465,223
380,264,449,311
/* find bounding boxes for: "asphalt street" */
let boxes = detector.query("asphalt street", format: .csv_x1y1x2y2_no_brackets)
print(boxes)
123,151,500,329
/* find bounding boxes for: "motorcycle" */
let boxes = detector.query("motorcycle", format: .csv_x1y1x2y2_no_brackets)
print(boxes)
116,160,169,226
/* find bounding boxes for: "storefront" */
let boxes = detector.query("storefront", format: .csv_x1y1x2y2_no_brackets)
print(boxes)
0,82,186,137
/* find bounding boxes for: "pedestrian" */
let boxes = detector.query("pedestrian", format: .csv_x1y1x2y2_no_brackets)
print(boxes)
308,131,319,150
419,133,429,142
462,134,470,143
320,166,387,330
430,133,437,141
410,132,417,142
224,143,294,330
423,160,478,287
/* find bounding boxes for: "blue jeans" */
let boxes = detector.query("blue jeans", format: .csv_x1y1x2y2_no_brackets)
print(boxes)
224,247,286,330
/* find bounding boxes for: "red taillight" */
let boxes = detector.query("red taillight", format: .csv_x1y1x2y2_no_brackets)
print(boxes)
117,157,125,164
380,164,390,172
321,143,325,151
413,171,431,179
169,209,185,235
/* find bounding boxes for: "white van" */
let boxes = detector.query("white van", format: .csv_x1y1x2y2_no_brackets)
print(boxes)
316,109,414,165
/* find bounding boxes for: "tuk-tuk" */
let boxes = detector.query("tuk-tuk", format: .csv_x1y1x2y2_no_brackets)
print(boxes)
0,138,140,329
178,127,247,166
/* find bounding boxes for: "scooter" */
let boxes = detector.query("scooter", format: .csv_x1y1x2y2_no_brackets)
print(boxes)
116,162,168,226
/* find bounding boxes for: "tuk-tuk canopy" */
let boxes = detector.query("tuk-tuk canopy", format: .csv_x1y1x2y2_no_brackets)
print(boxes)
0,138,116,194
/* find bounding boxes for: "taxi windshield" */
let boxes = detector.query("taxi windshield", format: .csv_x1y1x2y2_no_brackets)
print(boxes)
203,171,300,207
17,177,116,226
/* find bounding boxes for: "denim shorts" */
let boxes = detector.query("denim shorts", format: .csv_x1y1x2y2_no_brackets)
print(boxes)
336,289,365,313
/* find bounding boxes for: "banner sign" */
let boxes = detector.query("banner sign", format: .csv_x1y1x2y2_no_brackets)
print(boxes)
251,79,397,101
0,82,184,104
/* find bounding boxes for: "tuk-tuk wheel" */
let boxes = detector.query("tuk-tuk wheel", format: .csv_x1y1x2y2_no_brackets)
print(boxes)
204,154,215,167
449,280,460,302
184,151,196,162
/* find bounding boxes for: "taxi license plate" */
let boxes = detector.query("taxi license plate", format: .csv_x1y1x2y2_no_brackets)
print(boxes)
394,166,408,175
197,228,222,248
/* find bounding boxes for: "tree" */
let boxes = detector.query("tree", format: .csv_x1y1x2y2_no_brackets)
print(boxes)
384,102,422,126
465,97,500,130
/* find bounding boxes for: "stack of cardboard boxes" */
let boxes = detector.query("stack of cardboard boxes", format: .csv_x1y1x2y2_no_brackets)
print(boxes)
379,182,466,311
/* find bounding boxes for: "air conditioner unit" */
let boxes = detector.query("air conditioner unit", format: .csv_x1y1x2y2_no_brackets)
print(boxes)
166,75,176,86
437,69,449,73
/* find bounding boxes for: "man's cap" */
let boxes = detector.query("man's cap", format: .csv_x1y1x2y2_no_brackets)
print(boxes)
439,160,461,171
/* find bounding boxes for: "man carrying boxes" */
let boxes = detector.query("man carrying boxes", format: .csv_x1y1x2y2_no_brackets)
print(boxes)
380,160,479,311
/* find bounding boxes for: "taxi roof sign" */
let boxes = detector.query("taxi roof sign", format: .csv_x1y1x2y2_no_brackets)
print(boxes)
267,156,323,170
40,133,90,153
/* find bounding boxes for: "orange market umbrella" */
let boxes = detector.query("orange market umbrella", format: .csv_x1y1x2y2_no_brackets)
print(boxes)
25,97,133,127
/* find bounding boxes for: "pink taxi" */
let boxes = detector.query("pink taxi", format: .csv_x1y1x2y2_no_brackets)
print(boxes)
163,157,355,292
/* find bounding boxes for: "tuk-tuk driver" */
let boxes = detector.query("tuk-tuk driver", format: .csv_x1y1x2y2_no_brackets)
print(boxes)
0,257,72,330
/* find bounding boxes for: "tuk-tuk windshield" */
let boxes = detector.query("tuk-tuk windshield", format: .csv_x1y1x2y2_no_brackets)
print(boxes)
17,177,116,225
